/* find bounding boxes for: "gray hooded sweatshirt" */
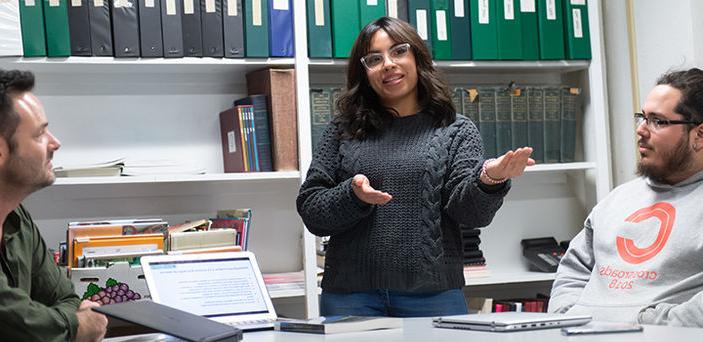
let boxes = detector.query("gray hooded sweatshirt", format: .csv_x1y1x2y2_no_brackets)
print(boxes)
549,170,703,326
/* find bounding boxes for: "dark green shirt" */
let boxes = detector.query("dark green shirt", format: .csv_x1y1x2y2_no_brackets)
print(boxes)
1,205,80,341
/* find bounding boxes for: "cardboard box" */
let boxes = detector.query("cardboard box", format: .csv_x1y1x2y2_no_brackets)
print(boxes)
71,262,149,302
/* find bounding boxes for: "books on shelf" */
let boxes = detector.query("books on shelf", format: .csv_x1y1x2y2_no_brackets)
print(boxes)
53,157,125,178
275,316,403,334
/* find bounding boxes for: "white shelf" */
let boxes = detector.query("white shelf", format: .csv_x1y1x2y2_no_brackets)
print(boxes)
0,56,295,75
524,162,597,173
308,58,590,73
52,171,301,186
466,271,556,286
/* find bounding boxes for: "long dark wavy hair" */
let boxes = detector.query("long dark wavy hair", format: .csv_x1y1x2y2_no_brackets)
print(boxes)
336,17,455,139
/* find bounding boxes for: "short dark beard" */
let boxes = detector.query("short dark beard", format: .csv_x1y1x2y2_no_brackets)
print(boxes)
637,134,694,184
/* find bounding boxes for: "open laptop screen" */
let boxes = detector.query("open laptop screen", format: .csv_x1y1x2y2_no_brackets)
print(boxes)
147,256,270,318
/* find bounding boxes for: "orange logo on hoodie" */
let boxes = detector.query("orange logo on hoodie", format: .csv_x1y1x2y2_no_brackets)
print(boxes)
616,202,675,264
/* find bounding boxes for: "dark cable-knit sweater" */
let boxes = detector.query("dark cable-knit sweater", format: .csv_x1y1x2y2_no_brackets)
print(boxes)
297,112,509,293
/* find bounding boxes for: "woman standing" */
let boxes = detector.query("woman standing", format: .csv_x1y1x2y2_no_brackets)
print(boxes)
297,17,534,317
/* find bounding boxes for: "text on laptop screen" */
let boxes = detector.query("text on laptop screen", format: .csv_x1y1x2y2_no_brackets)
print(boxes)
148,257,270,318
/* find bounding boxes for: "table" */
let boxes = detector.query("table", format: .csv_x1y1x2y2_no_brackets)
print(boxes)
107,317,703,342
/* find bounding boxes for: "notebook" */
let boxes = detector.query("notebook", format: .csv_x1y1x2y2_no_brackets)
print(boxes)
140,251,278,331
432,312,592,332
93,300,243,342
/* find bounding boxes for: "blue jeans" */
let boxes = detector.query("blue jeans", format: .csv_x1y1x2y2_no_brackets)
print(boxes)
320,289,468,317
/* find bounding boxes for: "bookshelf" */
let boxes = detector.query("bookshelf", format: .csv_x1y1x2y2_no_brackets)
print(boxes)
2,0,611,317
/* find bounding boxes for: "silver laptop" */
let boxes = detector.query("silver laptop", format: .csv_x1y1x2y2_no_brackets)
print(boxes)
141,251,278,331
433,312,592,332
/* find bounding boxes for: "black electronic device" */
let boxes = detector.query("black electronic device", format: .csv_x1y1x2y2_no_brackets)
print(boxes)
94,300,242,342
521,237,567,273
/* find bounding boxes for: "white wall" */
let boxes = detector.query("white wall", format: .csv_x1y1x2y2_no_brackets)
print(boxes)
604,0,703,186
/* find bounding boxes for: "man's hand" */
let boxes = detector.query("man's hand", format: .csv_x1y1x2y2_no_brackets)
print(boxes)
351,174,392,205
75,300,107,342
481,147,536,184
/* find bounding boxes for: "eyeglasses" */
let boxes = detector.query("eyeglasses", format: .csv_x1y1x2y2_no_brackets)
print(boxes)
634,112,701,131
360,43,412,71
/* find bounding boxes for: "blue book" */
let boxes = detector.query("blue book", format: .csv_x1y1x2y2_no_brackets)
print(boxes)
268,0,294,57
235,95,273,172
275,316,402,334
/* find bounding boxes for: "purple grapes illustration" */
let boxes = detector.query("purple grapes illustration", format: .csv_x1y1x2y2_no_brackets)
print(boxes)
82,278,142,304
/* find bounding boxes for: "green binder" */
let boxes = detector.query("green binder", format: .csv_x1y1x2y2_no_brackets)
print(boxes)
520,0,539,60
42,0,70,57
19,0,47,56
245,0,269,57
359,0,386,28
408,0,432,51
430,0,451,60
449,0,471,60
563,0,591,59
331,0,359,58
537,0,564,59
307,0,332,58
470,0,497,60
496,0,522,60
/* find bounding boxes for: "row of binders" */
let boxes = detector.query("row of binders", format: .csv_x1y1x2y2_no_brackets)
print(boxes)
468,296,550,313
310,0,592,60
309,84,581,164
13,0,294,58
62,209,252,269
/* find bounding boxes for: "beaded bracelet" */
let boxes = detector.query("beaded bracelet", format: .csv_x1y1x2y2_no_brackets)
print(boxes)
481,159,508,185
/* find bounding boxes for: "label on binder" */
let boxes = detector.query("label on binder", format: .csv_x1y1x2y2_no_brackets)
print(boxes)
253,0,262,26
571,0,585,5
206,0,214,12
416,9,428,40
314,0,324,26
146,0,154,7
25,0,35,6
227,131,237,153
273,0,287,10
436,10,447,41
227,0,237,16
454,0,464,17
546,0,556,20
93,0,102,6
520,0,535,12
479,0,489,24
573,8,583,38
367,0,377,5
49,0,59,6
183,0,194,14
71,0,81,6
166,0,175,14
388,0,397,18
504,0,514,20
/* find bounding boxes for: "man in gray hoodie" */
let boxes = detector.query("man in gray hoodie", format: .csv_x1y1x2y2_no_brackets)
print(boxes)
549,68,703,327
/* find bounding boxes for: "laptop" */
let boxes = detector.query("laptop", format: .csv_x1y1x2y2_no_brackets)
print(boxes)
432,312,592,332
141,251,278,331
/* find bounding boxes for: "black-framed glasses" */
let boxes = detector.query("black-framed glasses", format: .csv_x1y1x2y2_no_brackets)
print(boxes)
634,112,701,131
360,43,412,71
